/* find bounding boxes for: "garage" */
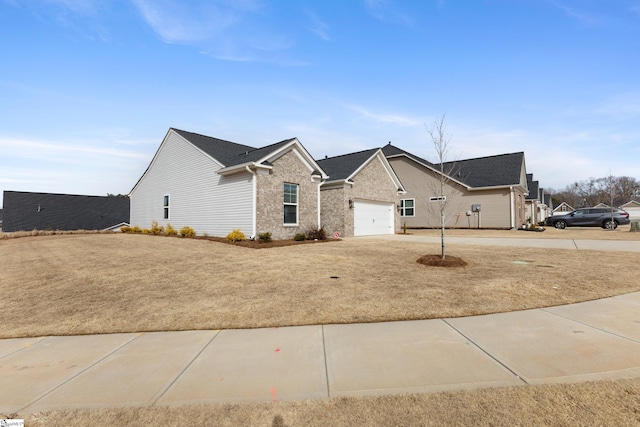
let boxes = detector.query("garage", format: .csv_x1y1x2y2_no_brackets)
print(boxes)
353,200,394,236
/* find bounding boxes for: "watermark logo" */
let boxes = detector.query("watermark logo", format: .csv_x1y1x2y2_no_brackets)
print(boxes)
0,420,24,427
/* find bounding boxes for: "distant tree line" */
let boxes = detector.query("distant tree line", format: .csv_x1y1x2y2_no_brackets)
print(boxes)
550,175,640,208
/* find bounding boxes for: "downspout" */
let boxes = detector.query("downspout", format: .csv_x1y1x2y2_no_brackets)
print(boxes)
509,186,515,229
317,179,325,230
246,166,257,239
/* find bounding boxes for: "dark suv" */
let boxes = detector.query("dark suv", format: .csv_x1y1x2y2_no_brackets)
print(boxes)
545,208,631,229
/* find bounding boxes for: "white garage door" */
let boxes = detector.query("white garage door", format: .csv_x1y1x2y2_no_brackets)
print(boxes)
354,200,394,236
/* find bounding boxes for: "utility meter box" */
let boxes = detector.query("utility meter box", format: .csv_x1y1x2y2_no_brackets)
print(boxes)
472,204,481,212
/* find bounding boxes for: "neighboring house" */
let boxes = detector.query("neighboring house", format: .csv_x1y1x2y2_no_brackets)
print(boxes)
316,148,405,237
525,174,539,225
593,202,611,209
552,201,574,215
620,200,640,221
525,174,552,225
542,192,554,220
2,191,130,232
130,128,329,240
383,144,529,229
0,208,3,231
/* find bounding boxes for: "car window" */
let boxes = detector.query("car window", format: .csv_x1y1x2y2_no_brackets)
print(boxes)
573,210,585,216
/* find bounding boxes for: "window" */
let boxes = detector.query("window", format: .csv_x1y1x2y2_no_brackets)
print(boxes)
283,183,298,225
163,195,170,219
400,199,415,217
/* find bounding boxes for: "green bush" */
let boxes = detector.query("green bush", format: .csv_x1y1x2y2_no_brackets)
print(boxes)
294,233,306,241
257,232,272,243
226,229,245,243
165,223,178,236
305,227,327,240
180,226,196,238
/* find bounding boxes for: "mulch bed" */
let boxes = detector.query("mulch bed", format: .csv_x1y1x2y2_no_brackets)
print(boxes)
196,236,340,249
417,254,468,267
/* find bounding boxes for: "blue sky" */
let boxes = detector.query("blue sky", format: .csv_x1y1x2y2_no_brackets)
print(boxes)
2,0,640,206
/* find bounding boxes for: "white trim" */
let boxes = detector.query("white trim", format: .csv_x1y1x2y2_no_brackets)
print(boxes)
245,166,257,238
283,182,299,226
163,194,170,220
400,198,415,217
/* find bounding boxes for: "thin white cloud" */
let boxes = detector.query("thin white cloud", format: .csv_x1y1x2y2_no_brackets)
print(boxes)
306,11,332,41
363,0,413,27
131,0,242,44
594,91,640,121
350,105,421,127
0,137,148,163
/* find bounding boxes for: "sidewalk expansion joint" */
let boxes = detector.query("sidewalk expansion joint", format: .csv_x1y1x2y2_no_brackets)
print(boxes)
441,319,529,385
572,239,579,250
151,330,222,406
321,325,331,399
19,332,143,413
0,337,47,361
540,308,640,345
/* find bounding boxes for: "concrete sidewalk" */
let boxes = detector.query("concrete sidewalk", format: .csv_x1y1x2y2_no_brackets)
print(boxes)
2,292,639,415
371,234,640,252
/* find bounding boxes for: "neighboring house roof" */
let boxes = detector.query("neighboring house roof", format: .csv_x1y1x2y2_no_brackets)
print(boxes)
553,201,574,212
2,191,130,232
526,174,539,200
0,208,3,230
543,193,553,209
444,152,526,189
317,148,380,181
317,148,406,191
621,200,640,208
593,202,611,208
384,144,526,190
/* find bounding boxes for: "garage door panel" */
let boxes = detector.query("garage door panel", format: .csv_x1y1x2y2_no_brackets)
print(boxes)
354,201,394,236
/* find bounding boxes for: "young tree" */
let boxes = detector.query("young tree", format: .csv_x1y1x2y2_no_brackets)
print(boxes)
426,114,451,259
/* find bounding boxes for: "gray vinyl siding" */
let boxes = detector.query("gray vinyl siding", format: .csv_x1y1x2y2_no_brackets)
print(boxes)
389,157,513,229
130,130,253,237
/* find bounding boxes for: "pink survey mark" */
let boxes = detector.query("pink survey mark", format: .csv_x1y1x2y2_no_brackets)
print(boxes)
275,348,281,353
270,386,278,402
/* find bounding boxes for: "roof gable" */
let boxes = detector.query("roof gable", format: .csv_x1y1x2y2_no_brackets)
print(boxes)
384,144,526,190
317,148,405,191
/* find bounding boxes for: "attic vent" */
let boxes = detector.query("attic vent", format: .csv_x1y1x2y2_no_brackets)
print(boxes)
325,155,328,159
245,151,249,156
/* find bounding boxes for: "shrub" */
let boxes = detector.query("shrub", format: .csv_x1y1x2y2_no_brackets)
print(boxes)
257,232,272,243
165,223,178,236
150,220,165,235
131,225,142,233
305,227,327,241
294,233,306,241
142,228,153,234
180,226,196,238
120,226,132,233
226,229,245,243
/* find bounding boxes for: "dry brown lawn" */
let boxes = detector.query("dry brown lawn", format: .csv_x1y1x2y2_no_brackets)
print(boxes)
1,232,639,339
13,378,640,426
2,231,640,425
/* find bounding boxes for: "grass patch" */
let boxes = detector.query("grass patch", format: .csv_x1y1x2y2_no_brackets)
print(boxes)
14,378,640,426
1,233,639,339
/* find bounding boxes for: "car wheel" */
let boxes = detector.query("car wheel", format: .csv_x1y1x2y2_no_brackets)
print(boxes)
554,220,567,229
603,219,618,229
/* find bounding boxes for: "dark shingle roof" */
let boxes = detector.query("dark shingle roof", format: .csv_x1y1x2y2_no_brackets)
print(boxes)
172,128,295,167
443,152,525,188
316,148,380,181
383,144,524,188
382,144,434,168
2,191,130,232
526,176,539,200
